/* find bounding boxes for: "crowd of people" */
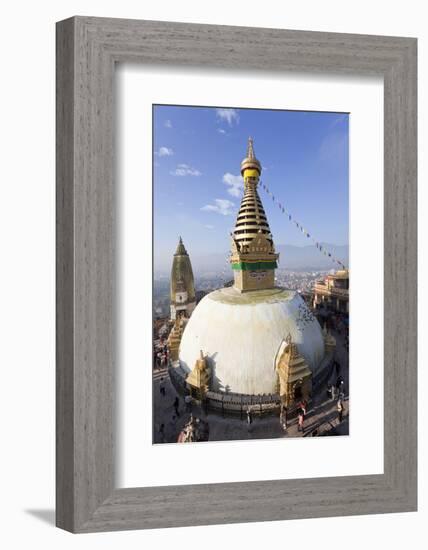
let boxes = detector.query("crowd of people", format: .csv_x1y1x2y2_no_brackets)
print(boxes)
177,414,209,443
153,332,169,369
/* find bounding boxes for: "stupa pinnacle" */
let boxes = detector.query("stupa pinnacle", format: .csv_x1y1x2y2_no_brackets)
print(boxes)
230,137,279,292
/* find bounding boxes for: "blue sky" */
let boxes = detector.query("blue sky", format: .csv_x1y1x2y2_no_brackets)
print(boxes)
153,105,349,269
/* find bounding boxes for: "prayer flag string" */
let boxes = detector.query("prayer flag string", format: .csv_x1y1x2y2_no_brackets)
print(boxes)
259,181,347,270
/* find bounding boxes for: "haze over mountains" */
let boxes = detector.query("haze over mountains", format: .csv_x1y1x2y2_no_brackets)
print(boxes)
155,243,349,276
275,243,348,270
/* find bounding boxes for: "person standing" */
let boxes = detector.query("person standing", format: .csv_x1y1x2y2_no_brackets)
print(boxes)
298,399,308,416
173,396,180,417
159,377,166,396
297,407,305,433
246,408,253,430
280,406,287,433
336,375,344,397
337,399,344,423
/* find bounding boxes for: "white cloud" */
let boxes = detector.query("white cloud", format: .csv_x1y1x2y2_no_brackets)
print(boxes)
201,199,235,216
222,172,244,197
319,132,347,162
170,163,202,177
156,146,174,157
217,128,226,134
164,119,172,128
216,108,239,126
330,114,347,128
204,224,214,229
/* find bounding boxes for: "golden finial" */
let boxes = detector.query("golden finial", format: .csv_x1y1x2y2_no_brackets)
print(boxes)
247,136,255,158
240,136,261,176
175,236,187,255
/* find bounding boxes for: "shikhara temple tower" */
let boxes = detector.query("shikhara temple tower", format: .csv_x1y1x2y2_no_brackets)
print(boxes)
230,137,279,292
170,237,196,320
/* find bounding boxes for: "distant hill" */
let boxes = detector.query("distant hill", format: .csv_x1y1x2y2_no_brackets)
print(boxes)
275,243,348,271
155,243,348,276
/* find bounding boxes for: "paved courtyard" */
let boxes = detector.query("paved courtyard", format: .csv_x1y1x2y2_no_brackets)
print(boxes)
153,328,349,444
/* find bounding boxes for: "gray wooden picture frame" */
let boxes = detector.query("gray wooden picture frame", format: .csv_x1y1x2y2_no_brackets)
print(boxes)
56,16,417,533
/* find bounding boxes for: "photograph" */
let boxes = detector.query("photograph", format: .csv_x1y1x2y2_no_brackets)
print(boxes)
152,105,349,443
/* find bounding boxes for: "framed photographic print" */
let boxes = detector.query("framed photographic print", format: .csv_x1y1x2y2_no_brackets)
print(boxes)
151,105,349,445
56,17,417,532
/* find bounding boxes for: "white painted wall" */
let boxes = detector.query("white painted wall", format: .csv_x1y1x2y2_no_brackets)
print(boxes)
0,1,425,548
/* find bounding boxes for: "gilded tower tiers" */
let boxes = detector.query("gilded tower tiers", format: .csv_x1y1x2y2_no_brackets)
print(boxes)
230,138,279,292
170,237,196,320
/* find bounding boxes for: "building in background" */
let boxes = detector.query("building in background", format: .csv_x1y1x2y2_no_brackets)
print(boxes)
313,269,349,314
170,237,196,320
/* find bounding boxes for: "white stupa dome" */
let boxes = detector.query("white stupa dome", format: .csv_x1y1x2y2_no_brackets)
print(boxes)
179,287,325,395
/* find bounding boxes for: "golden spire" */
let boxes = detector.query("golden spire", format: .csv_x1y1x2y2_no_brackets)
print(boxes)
230,138,279,292
247,136,255,158
240,136,262,177
233,138,272,249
